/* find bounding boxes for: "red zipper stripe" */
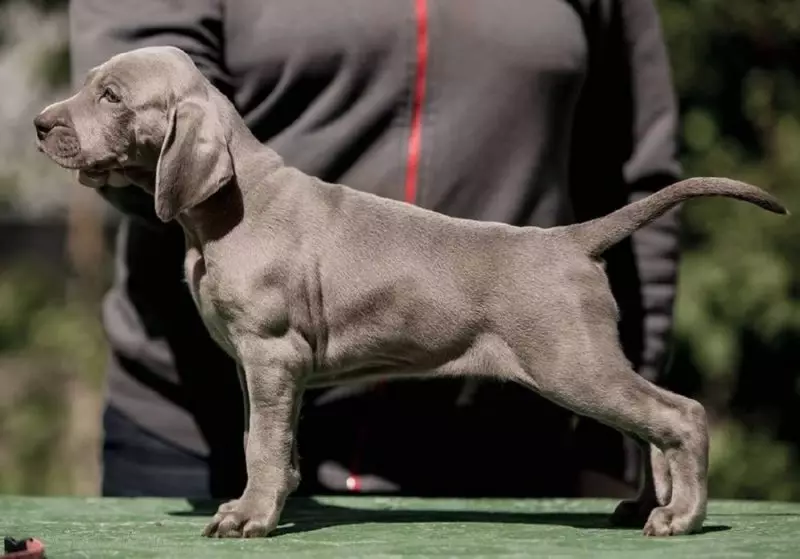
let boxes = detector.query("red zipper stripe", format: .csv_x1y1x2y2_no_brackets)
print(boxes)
344,0,429,493
404,0,429,204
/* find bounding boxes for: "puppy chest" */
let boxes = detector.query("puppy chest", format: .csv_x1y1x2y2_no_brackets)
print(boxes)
182,252,235,354
189,280,234,354
195,269,293,342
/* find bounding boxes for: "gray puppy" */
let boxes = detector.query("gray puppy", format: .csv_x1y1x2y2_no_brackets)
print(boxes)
34,46,786,538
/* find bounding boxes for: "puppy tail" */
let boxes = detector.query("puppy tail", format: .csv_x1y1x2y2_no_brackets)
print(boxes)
563,177,788,258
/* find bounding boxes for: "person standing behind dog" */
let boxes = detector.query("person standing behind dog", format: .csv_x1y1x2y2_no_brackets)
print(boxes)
70,0,683,499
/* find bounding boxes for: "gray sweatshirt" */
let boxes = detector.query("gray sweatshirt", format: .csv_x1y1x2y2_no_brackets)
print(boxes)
70,0,682,495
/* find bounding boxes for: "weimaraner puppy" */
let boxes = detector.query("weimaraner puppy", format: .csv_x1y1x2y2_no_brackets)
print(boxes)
34,46,787,538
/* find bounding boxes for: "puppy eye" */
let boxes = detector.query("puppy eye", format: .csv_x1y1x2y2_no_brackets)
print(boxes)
100,87,121,103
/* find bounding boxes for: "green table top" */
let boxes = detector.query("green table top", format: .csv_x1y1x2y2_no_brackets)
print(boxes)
1,496,798,558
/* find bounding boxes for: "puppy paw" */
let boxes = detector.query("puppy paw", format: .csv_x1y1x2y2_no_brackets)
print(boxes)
610,498,657,528
202,496,281,538
643,506,703,537
215,498,240,514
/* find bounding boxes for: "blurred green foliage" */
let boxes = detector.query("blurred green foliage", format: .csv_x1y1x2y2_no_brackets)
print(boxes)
0,261,107,494
0,264,106,382
659,0,800,500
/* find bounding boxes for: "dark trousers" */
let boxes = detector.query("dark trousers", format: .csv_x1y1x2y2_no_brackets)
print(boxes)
102,405,211,498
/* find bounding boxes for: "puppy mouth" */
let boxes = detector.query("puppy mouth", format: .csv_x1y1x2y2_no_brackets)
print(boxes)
45,152,112,177
36,125,132,188
39,144,122,187
37,135,119,177
36,125,81,160
80,166,112,179
77,161,136,189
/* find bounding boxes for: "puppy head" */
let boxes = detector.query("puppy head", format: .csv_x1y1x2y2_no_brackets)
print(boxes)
34,46,233,222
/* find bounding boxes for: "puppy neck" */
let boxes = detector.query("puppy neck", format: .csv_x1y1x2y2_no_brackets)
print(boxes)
182,177,245,245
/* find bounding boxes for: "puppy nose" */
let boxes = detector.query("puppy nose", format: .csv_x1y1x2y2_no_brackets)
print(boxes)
34,114,52,140
34,109,65,141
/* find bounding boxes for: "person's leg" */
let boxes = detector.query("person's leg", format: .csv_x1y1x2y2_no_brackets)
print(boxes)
99,218,247,499
299,379,579,497
101,405,210,498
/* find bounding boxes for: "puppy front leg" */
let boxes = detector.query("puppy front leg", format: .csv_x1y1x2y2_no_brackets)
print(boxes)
203,337,306,538
238,364,250,453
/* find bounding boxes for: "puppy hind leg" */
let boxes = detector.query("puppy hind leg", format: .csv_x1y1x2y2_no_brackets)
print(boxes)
517,342,707,537
610,439,672,527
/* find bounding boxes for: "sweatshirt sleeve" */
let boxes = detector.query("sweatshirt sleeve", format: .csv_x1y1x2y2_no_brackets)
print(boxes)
68,0,228,227
569,0,683,384
618,0,683,383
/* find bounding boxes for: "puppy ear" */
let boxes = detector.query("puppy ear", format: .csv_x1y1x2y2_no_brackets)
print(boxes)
154,95,233,222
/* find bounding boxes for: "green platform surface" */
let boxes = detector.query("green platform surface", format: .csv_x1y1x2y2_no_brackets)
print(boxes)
1,496,799,558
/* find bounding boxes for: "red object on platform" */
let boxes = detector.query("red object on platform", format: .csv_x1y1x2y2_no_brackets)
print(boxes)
2,537,46,559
